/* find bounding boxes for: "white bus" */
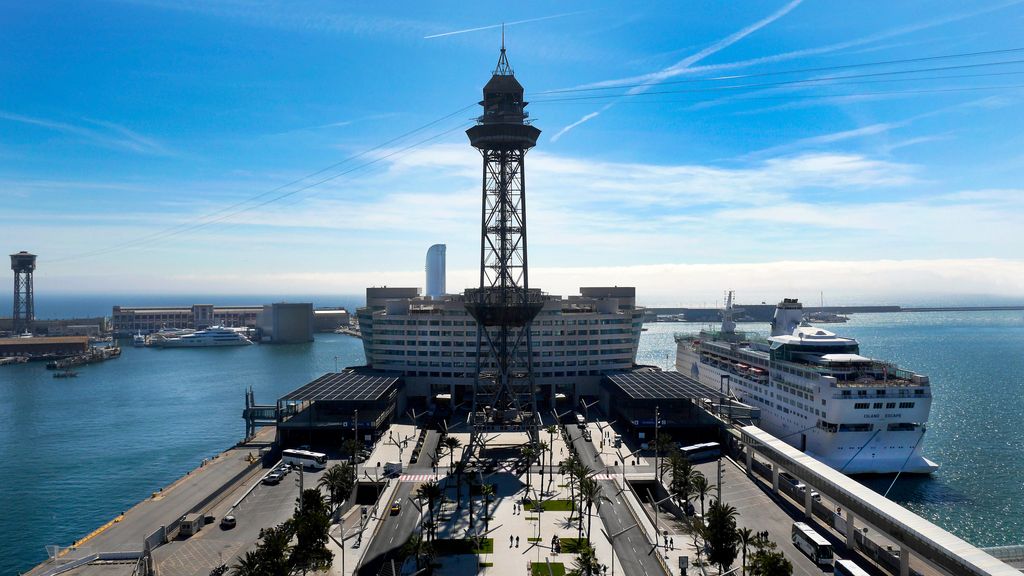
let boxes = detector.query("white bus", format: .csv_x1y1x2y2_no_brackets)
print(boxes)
282,449,328,470
680,442,721,462
834,559,871,576
791,522,833,566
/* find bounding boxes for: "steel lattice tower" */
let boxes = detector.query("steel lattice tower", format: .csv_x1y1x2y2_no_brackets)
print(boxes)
464,43,543,437
10,251,36,335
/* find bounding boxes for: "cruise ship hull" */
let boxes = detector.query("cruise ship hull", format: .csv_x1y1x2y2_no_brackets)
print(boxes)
677,344,938,475
158,339,251,348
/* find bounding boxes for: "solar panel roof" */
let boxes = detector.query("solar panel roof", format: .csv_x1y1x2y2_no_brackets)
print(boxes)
605,370,724,400
280,371,399,402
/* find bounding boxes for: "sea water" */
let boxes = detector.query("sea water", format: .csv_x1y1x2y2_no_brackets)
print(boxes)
0,332,365,574
2,308,1022,572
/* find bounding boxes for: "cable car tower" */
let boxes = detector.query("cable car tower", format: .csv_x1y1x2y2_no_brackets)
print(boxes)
11,251,36,335
464,40,543,440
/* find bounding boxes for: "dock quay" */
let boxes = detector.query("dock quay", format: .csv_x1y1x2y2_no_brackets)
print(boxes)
334,326,362,339
45,346,121,370
25,427,276,576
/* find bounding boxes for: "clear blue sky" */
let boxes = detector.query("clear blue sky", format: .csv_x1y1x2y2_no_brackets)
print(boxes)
2,1,1023,305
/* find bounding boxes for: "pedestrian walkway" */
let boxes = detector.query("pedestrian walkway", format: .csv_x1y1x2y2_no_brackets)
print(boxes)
400,474,447,482
431,466,621,576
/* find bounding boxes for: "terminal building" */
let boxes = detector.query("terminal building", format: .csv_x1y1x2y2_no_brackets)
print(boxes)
266,370,404,449
313,308,350,332
356,286,643,407
259,302,314,343
0,336,90,358
112,304,262,335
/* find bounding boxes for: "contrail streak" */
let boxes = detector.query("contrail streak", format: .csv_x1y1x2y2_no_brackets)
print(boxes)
550,0,803,141
424,11,588,39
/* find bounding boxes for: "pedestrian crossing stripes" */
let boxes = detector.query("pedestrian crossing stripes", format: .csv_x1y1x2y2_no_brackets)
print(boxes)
399,474,447,482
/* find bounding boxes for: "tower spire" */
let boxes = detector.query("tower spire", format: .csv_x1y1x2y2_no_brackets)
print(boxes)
493,25,513,76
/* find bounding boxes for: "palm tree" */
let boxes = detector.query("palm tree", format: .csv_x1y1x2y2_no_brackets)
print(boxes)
442,436,462,469
480,483,495,532
545,425,559,491
570,542,602,576
442,436,462,507
579,477,609,543
737,527,754,576
692,472,715,518
466,474,478,534
668,451,695,506
230,550,262,576
256,523,293,576
655,434,674,482
342,439,361,465
520,444,537,492
706,500,739,574
318,463,354,513
417,480,443,541
561,455,588,521
537,440,549,495
560,454,580,516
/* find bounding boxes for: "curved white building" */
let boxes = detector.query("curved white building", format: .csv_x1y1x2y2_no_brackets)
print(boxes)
357,286,642,406
425,244,446,298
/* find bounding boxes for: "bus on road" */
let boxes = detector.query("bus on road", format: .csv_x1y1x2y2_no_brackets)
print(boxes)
680,442,721,462
282,449,328,470
791,522,833,566
834,559,871,576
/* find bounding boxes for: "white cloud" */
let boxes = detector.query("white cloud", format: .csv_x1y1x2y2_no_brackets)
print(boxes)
0,111,172,155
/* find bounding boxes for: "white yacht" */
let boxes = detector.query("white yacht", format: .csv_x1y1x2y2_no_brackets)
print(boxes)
156,326,252,348
676,293,938,475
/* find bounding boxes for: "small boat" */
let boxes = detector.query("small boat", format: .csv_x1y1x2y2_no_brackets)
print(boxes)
132,332,146,347
53,370,78,378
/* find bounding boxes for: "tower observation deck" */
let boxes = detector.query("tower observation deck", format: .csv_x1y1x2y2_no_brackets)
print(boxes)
464,43,543,435
10,251,36,335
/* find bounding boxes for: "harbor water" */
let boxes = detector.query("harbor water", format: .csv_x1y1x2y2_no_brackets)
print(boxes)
2,308,1022,572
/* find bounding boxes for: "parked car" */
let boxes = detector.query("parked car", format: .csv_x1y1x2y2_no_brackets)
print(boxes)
220,515,236,529
262,473,282,485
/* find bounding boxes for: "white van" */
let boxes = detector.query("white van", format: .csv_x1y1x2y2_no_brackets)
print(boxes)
384,461,403,477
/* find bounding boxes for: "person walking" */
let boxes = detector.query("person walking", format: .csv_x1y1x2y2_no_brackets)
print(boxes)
510,534,514,548
516,536,520,548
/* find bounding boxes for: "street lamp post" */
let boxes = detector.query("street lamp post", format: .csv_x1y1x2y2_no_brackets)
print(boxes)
653,406,660,481
600,523,637,576
615,447,642,492
649,493,674,557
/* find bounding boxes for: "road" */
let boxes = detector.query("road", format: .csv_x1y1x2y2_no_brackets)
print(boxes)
355,482,420,576
355,428,441,576
565,424,669,576
154,464,323,576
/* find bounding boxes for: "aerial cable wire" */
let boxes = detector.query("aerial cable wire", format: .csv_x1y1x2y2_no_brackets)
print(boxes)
52,117,475,261
531,83,1024,106
533,46,1024,95
48,104,477,263
528,60,1024,104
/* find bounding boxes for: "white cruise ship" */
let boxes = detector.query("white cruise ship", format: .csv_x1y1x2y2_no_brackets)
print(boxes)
156,326,253,348
676,294,938,475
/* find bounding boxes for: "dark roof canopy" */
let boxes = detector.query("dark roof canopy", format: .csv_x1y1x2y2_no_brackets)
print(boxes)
280,371,399,402
604,370,723,400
